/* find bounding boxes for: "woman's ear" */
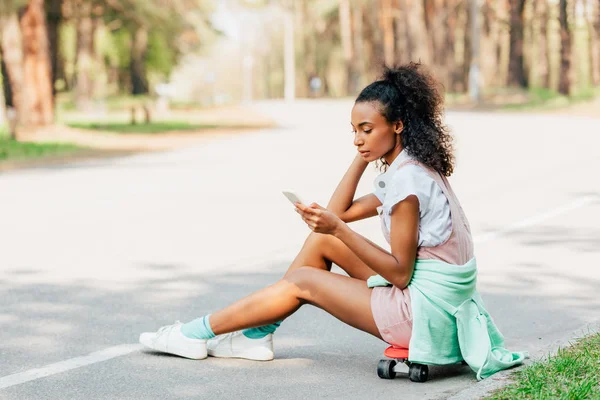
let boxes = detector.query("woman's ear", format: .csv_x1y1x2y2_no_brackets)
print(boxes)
395,121,404,134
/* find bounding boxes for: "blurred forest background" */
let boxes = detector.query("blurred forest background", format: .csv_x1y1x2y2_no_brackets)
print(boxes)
0,0,598,140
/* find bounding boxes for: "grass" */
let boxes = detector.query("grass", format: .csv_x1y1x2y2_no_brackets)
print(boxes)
444,87,600,112
0,134,81,161
487,332,600,399
66,121,227,134
500,87,600,111
56,94,153,112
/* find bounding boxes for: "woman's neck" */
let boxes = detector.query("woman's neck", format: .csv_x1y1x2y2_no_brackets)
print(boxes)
383,145,403,166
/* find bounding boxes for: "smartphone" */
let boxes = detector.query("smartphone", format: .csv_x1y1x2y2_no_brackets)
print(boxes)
282,190,305,206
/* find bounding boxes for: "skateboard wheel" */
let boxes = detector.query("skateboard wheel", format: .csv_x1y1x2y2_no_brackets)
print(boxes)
408,363,428,382
377,359,397,379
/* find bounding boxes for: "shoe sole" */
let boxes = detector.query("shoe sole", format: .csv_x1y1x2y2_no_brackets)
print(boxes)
139,335,207,360
207,348,274,361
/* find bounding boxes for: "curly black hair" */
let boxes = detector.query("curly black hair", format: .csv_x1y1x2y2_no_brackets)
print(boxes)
355,62,454,176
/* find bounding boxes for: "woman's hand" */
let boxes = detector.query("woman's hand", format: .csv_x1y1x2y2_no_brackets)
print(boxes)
295,203,343,235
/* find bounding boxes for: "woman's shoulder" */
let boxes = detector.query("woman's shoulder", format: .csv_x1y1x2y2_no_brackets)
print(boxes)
389,162,434,185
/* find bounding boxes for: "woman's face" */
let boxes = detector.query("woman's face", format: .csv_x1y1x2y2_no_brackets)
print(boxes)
351,101,403,164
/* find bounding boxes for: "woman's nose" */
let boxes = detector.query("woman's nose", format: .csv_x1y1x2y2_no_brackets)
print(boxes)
353,133,364,146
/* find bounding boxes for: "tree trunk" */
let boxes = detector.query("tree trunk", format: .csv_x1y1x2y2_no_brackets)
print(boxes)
450,0,467,91
339,0,352,95
351,2,365,91
1,55,19,140
1,57,14,108
585,0,600,86
75,0,94,110
507,0,527,88
558,0,571,95
460,0,472,93
294,0,307,98
443,0,457,90
595,0,600,86
407,0,431,64
424,0,446,85
480,0,499,89
380,0,395,66
20,0,54,126
0,10,25,125
395,0,414,64
363,1,384,76
535,0,550,88
338,0,361,95
130,25,149,95
45,0,62,98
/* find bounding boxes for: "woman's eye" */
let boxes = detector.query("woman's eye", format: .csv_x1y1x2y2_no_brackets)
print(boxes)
364,129,372,134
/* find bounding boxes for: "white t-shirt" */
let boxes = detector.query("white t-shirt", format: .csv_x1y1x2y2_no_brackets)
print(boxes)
373,150,452,247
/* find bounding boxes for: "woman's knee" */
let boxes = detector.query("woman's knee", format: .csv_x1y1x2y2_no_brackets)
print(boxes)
286,233,333,275
304,232,333,250
284,266,322,298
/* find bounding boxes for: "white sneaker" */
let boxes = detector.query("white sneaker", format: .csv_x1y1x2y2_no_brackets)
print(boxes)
207,331,274,361
139,322,207,359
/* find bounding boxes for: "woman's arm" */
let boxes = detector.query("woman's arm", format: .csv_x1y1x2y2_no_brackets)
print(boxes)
297,196,419,289
327,154,370,217
338,194,381,223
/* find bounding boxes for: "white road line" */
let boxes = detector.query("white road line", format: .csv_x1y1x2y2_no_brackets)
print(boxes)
1,194,598,390
0,344,142,389
474,194,599,244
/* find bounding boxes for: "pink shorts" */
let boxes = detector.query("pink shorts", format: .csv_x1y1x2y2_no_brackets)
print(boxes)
370,286,413,348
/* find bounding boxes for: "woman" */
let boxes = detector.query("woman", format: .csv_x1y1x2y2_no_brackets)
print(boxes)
139,63,526,380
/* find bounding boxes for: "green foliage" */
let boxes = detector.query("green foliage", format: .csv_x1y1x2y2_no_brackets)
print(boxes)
67,121,224,134
502,87,600,111
487,333,600,399
146,31,175,77
0,137,80,161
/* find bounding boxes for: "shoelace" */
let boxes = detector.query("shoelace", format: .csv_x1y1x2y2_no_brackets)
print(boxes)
153,321,181,345
210,331,236,345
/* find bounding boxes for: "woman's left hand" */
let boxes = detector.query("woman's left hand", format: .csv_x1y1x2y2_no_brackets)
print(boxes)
295,203,342,235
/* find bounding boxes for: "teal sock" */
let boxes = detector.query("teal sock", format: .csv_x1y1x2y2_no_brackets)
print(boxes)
180,315,216,340
243,321,282,339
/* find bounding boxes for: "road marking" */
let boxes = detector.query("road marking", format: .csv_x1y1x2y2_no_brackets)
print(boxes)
1,194,598,390
0,344,142,389
474,194,599,244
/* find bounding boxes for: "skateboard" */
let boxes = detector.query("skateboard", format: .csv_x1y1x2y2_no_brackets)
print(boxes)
377,346,429,382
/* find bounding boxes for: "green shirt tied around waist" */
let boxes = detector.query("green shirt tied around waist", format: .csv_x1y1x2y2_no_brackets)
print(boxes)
367,258,528,380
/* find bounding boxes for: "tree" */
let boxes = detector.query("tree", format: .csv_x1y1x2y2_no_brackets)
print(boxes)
507,0,527,88
380,0,394,66
74,0,95,109
339,0,360,94
350,0,365,91
45,0,63,98
585,0,599,86
442,0,457,89
557,0,571,95
129,23,148,95
535,0,550,88
0,3,25,129
20,0,54,126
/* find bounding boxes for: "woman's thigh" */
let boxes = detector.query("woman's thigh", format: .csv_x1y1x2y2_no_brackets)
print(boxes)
287,266,382,339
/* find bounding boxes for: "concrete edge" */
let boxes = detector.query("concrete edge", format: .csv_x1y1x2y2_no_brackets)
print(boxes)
446,319,600,400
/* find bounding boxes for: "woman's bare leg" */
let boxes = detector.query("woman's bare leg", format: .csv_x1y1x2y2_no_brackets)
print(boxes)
285,232,385,280
209,267,382,339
